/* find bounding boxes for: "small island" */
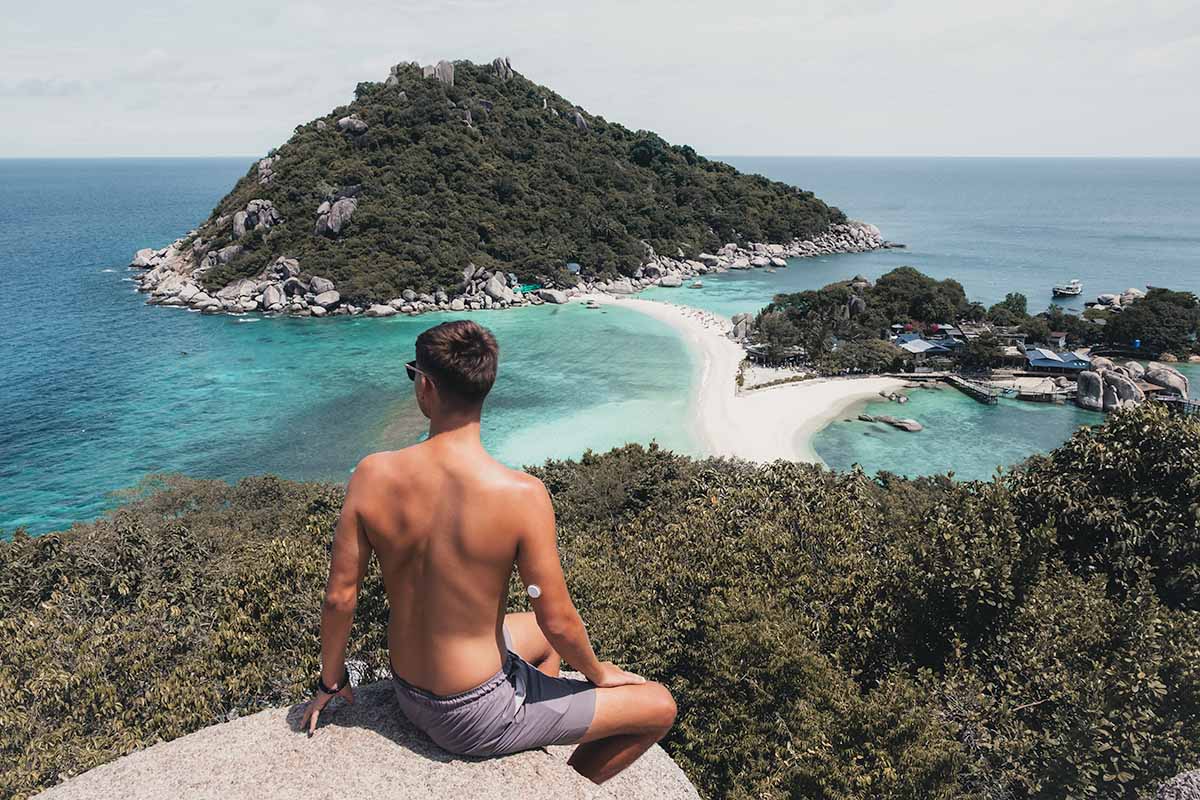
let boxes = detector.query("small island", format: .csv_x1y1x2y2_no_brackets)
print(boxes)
129,56,895,319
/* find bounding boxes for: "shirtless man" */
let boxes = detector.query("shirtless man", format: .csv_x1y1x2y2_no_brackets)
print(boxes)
299,320,676,783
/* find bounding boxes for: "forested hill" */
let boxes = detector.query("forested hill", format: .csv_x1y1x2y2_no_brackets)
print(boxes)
183,57,846,303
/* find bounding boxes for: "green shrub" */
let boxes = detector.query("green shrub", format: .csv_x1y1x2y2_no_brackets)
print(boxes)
3,406,1199,799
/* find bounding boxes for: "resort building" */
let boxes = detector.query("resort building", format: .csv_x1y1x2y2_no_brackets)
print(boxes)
1048,331,1069,349
897,337,953,369
1023,347,1091,374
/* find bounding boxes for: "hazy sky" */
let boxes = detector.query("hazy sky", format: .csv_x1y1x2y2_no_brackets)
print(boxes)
2,1,1197,158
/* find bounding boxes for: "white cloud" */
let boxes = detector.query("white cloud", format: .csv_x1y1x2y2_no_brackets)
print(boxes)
0,0,1195,156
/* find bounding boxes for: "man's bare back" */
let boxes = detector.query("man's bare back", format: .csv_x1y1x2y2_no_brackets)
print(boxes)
301,320,676,784
359,435,542,695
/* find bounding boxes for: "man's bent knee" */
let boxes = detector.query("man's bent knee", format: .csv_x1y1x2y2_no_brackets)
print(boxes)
644,682,677,733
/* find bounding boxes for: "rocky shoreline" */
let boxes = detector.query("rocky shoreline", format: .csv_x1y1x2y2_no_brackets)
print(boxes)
128,221,898,319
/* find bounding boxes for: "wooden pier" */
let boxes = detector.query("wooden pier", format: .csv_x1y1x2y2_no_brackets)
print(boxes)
1155,395,1200,416
944,375,1001,405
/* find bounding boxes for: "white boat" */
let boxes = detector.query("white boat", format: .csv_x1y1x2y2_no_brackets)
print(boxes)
689,280,703,288
1053,279,1082,297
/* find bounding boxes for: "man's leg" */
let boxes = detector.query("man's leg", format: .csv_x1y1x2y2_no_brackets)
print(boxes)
503,611,561,677
568,682,677,784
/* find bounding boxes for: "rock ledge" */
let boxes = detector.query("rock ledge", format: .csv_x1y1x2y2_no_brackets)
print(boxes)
35,680,698,800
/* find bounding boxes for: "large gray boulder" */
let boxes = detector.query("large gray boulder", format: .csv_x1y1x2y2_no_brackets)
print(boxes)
316,198,358,237
33,680,697,800
1158,770,1200,800
312,290,341,309
1145,362,1190,396
607,278,635,295
484,273,515,303
422,60,455,86
309,276,335,294
536,288,568,304
491,56,514,81
658,275,683,288
1076,371,1104,411
337,115,368,134
1124,360,1146,380
365,304,398,317
1102,370,1144,411
261,285,284,308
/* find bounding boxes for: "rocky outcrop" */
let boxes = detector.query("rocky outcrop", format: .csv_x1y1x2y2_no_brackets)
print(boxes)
536,288,568,304
257,155,278,186
422,60,455,86
573,110,589,132
33,680,697,800
128,207,888,320
337,114,368,135
315,198,357,237
491,56,514,81
1102,370,1144,411
1076,371,1104,411
1145,362,1190,396
1078,367,1151,412
1158,770,1200,800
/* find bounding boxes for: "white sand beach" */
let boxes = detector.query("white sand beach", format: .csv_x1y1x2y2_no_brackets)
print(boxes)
582,294,905,463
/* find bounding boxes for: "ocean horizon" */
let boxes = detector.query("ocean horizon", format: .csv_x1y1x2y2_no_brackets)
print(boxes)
3,155,1198,534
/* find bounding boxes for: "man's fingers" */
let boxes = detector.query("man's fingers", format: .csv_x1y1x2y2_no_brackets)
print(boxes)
308,704,319,737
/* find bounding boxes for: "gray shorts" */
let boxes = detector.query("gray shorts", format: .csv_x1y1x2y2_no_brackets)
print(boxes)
390,627,597,757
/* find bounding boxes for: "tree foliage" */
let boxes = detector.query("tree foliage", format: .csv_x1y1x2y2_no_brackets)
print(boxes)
3,405,1198,798
1103,288,1200,358
195,60,845,304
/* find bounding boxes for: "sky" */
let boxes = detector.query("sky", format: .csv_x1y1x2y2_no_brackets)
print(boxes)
2,0,1197,158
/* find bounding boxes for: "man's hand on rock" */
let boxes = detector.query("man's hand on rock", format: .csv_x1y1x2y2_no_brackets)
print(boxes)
588,661,646,688
300,684,354,737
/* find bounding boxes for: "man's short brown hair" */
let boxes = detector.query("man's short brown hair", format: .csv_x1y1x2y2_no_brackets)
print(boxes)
415,320,499,406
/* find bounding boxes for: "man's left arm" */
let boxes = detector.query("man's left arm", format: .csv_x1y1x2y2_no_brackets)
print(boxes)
301,459,376,735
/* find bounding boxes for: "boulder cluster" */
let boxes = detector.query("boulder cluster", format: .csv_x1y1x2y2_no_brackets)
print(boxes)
314,192,359,237
129,220,890,321
1075,356,1190,412
1092,287,1147,309
256,155,278,186
232,199,281,239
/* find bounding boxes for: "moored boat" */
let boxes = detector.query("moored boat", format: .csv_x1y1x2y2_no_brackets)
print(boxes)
1053,279,1083,297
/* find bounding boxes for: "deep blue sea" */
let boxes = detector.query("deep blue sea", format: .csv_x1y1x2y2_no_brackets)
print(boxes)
2,157,1198,534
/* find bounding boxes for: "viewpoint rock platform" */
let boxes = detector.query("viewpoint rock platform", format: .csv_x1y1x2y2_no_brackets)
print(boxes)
35,679,699,800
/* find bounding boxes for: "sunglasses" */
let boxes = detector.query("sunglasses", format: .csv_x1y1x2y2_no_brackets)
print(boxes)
405,360,432,383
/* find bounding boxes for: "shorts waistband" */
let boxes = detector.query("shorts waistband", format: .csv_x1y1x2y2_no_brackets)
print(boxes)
390,652,516,709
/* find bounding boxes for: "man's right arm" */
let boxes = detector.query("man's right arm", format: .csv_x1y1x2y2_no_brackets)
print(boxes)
514,478,644,688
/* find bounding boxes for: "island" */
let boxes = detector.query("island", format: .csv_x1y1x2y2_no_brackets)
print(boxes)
129,56,894,318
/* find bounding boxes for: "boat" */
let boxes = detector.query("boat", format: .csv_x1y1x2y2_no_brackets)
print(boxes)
584,300,600,309
689,280,703,288
1052,279,1082,297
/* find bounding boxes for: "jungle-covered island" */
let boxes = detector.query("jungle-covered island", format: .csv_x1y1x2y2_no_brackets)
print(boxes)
129,57,890,318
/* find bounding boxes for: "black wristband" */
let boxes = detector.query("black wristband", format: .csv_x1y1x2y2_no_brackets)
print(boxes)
317,667,350,696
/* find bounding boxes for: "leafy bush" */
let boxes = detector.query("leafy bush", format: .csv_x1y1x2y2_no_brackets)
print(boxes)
3,405,1199,799
193,60,845,303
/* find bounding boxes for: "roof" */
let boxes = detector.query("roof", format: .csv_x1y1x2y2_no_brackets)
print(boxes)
1025,349,1091,369
900,339,951,355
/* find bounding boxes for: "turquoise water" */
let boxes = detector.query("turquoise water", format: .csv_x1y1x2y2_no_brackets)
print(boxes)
4,157,1199,531
809,380,1194,481
0,159,693,534
645,157,1200,318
